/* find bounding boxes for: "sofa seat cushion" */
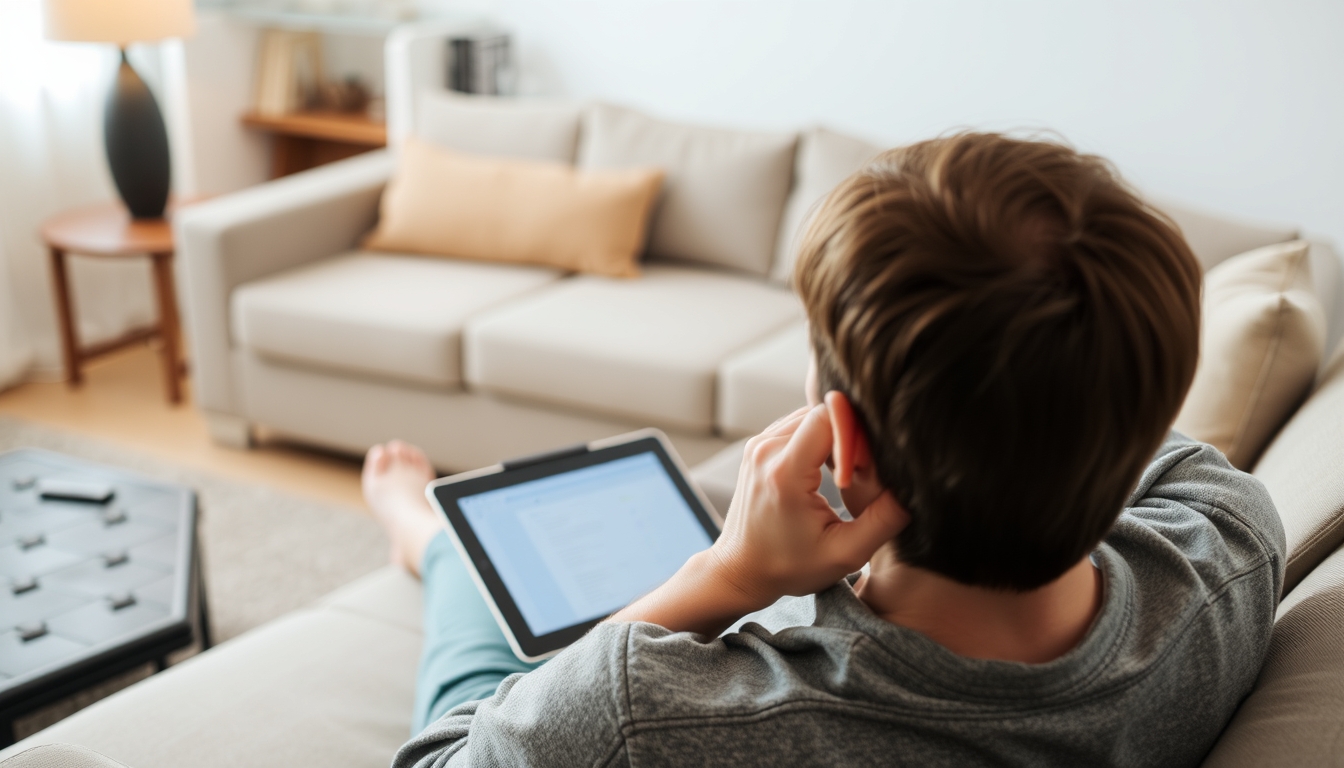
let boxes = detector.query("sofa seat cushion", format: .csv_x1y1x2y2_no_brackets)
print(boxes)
232,252,562,388
578,104,797,277
465,265,803,432
0,567,424,768
1201,545,1344,767
717,321,810,437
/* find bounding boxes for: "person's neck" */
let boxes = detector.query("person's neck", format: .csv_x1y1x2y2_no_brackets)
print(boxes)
855,543,1102,664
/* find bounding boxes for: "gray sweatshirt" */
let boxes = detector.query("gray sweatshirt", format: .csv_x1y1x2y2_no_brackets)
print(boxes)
393,433,1286,767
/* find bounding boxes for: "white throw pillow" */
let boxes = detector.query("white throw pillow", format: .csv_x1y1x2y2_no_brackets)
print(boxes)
578,103,797,277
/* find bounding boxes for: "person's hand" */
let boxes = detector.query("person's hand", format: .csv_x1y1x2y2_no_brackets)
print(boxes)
706,404,909,610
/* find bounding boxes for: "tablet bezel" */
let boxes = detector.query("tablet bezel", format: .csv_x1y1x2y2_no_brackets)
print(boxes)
426,429,722,662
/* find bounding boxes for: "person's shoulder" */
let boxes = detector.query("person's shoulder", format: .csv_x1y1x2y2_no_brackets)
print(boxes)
1115,431,1285,601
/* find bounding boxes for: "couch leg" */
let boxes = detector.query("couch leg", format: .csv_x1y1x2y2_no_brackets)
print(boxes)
204,411,253,449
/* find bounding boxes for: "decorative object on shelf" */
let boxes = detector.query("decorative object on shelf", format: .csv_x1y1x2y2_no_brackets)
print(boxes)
43,0,196,220
448,33,512,95
253,28,325,116
320,75,372,114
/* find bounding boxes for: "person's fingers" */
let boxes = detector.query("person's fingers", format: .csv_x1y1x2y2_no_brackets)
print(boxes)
760,405,812,436
824,492,909,567
780,404,835,475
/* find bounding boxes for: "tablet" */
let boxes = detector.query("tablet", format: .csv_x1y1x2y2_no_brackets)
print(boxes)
426,429,722,662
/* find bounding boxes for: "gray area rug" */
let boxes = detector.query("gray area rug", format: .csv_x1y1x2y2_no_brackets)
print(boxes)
0,416,390,736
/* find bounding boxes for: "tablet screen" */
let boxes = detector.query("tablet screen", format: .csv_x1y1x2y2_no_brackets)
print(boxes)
457,451,714,637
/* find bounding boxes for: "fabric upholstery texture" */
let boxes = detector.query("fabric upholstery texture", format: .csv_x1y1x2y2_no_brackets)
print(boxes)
578,103,797,276
232,252,562,388
175,150,392,415
772,127,884,283
365,139,663,276
416,91,583,163
0,745,129,768
1175,241,1326,469
1158,199,1299,272
1253,341,1344,592
717,321,810,436
464,264,803,431
1201,545,1344,767
0,582,422,768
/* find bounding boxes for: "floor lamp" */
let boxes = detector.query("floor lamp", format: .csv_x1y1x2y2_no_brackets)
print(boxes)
44,0,196,220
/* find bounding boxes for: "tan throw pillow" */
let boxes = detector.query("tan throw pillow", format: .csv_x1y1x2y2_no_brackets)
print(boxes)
365,138,663,277
1174,240,1327,469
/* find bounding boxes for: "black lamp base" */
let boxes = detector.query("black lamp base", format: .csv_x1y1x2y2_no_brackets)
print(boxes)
105,49,171,220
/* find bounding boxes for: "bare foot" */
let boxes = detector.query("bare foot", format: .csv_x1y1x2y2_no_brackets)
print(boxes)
362,440,443,578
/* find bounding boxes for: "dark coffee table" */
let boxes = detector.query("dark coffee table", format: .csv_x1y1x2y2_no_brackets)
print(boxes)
0,449,208,744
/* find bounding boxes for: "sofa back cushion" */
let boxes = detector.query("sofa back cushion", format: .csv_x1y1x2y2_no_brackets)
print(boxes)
1251,341,1344,591
1175,241,1327,469
1156,199,1299,272
578,103,797,277
1200,545,1344,767
417,91,583,163
365,138,663,277
772,128,884,283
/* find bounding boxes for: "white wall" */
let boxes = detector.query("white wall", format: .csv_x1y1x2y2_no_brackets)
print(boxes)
467,0,1343,245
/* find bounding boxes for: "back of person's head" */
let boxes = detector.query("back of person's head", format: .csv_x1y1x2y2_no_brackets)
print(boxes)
794,132,1201,591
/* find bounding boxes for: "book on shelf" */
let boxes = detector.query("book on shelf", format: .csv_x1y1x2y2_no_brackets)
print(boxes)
253,29,324,116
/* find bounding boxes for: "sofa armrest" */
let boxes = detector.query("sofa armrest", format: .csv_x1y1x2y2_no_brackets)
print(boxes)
175,150,392,416
0,744,131,767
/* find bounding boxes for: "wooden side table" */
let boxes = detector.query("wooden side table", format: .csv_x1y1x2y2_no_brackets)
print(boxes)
39,202,187,404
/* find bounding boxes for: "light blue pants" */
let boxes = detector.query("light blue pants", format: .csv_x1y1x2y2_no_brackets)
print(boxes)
411,531,546,734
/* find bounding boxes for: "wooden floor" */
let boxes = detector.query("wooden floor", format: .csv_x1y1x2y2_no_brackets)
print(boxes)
0,344,366,510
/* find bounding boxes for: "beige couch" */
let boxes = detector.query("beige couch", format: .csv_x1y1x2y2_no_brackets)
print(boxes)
7,26,1344,768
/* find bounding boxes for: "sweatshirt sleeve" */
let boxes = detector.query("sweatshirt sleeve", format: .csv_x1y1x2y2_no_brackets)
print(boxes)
1122,430,1287,601
392,622,632,768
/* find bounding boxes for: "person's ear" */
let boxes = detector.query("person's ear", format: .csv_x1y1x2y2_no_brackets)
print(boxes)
823,390,871,490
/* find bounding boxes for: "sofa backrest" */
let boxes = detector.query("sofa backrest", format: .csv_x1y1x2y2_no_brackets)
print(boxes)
577,104,797,277
417,91,583,163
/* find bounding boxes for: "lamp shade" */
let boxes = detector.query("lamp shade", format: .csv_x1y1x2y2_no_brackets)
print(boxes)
45,0,196,45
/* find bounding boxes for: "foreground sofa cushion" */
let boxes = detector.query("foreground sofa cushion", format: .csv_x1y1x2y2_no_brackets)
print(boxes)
365,139,664,276
0,567,423,768
579,103,797,277
772,128,884,283
1201,544,1344,767
1252,341,1344,591
0,745,129,768
1175,241,1327,469
416,91,583,162
233,252,562,388
717,321,810,436
465,264,803,431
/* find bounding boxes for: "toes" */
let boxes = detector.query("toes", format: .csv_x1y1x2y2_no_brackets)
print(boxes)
364,444,389,475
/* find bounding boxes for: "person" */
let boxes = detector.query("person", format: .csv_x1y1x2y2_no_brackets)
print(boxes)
363,132,1285,767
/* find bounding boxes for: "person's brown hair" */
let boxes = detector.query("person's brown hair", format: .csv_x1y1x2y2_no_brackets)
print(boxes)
795,132,1201,591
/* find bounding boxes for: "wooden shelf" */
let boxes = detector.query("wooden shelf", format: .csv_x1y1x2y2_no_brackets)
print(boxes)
241,110,387,178
241,110,387,146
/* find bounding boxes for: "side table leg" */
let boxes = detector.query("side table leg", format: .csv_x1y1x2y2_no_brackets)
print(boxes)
150,252,184,404
47,247,82,387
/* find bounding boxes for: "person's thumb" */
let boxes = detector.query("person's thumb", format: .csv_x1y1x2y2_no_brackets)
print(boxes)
825,492,909,569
